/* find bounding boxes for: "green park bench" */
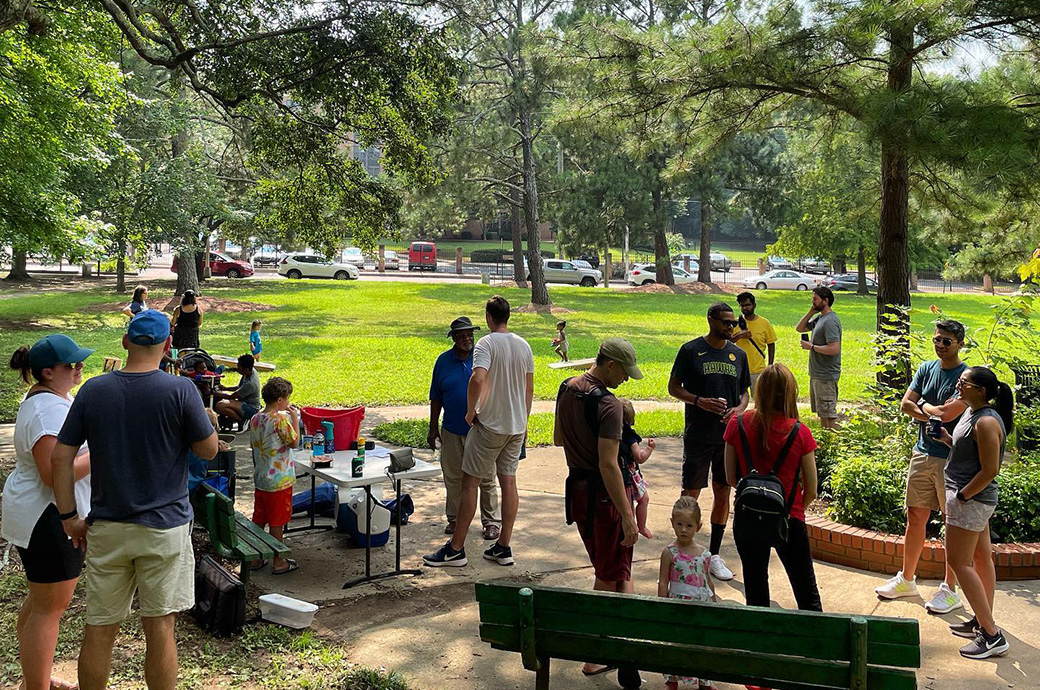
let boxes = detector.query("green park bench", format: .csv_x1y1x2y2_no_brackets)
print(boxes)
193,484,290,588
476,582,920,690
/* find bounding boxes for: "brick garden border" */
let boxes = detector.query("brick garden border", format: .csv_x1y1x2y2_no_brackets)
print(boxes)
805,515,1040,580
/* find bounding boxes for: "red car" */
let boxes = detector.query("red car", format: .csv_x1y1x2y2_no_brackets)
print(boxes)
407,242,437,271
171,252,253,279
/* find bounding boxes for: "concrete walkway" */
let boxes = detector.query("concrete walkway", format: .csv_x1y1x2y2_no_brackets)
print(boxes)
3,407,1038,690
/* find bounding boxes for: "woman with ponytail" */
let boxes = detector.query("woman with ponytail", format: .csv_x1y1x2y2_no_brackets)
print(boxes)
3,336,94,690
936,366,1013,659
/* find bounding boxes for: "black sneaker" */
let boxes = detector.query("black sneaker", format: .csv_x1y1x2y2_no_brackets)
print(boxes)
959,629,1010,660
949,616,980,639
482,542,515,566
423,541,467,567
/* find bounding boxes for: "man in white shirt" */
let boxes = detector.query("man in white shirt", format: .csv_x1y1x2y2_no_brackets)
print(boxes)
424,295,534,568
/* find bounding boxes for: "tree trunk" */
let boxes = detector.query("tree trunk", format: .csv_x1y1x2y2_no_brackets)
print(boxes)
857,245,869,295
519,111,550,306
835,256,847,274
115,233,127,293
175,247,200,295
698,201,712,283
4,248,30,280
510,171,527,286
876,22,914,389
651,185,674,285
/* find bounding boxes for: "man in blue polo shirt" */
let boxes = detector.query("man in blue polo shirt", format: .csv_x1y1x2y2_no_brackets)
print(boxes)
428,317,501,540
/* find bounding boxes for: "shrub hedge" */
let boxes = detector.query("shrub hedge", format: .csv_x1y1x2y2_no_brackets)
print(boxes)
469,249,555,263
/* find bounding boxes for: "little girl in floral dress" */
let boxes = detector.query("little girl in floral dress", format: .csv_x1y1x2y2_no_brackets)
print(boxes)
657,496,717,689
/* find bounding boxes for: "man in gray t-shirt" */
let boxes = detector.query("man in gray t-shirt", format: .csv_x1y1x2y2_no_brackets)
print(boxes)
796,287,842,429
53,309,218,690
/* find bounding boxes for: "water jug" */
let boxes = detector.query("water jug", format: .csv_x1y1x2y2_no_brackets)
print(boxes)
321,420,335,453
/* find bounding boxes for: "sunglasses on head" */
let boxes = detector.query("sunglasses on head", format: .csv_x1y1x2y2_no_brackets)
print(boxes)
933,336,958,346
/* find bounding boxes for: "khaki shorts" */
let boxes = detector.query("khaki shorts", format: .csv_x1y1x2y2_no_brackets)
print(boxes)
84,520,195,626
906,452,946,511
461,422,524,480
810,378,839,418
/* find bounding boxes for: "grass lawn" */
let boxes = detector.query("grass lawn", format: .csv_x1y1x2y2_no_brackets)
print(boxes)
0,278,1019,422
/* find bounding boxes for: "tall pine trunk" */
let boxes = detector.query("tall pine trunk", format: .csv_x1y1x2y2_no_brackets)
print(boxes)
510,171,527,286
5,248,30,280
651,185,674,285
876,22,914,389
115,234,126,293
697,201,712,283
519,111,550,306
857,245,868,295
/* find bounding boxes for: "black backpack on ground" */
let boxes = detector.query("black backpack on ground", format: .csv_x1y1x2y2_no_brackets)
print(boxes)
193,555,246,636
733,414,802,547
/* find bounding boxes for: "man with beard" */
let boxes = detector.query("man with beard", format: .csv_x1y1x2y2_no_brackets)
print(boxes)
428,317,501,540
731,292,777,395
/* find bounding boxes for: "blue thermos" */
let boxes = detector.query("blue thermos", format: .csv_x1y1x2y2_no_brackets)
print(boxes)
321,421,335,453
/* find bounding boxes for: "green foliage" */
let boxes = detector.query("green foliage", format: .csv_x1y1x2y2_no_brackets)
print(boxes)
828,454,909,535
336,668,410,690
372,420,429,448
991,461,1040,543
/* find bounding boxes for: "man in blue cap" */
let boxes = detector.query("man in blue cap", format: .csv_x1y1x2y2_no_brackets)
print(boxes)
52,309,218,690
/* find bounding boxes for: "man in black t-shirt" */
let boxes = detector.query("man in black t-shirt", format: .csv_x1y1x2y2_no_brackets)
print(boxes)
668,301,750,581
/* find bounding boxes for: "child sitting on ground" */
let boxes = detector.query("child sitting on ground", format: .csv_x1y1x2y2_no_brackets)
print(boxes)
250,319,263,361
249,376,300,575
658,497,717,689
551,320,568,362
620,398,655,539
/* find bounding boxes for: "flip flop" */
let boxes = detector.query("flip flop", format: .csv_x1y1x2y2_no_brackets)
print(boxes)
50,680,78,690
249,559,268,571
272,559,299,575
581,665,616,677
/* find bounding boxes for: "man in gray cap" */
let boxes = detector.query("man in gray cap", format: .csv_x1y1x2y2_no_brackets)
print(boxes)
554,337,643,683
428,317,501,540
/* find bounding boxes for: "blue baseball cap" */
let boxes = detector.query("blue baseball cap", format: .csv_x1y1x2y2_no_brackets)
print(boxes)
127,309,171,345
29,335,95,370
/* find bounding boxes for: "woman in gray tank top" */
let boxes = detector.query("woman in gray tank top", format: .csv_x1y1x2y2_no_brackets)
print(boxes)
934,366,1013,660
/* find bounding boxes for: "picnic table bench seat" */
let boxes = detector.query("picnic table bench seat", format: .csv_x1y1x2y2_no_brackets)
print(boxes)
476,582,920,690
192,484,290,588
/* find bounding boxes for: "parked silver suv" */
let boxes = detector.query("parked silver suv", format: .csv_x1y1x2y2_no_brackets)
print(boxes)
526,258,602,286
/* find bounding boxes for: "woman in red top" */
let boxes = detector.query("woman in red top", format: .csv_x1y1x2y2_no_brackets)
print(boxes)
723,363,822,612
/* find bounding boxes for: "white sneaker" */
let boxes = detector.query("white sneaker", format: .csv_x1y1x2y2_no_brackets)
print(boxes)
925,583,963,614
875,571,919,600
709,554,734,581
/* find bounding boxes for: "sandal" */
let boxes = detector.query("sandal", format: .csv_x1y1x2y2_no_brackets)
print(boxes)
272,559,299,575
581,664,616,676
249,559,268,571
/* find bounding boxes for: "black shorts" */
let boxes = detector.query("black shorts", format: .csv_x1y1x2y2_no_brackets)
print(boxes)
682,441,727,490
16,503,85,584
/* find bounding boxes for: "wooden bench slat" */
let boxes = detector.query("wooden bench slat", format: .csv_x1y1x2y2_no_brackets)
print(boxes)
477,602,919,668
235,514,291,557
477,583,919,648
231,524,275,560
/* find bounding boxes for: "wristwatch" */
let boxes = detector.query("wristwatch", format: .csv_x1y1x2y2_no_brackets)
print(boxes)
916,398,927,412
956,490,968,503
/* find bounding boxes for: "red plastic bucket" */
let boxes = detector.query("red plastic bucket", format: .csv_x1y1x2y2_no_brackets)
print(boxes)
301,406,365,451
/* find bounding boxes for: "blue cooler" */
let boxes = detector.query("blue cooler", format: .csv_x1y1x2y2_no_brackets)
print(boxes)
337,491,390,547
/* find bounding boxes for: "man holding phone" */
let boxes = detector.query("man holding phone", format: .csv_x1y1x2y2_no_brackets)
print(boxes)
732,291,777,395
796,286,842,429
876,320,968,612
669,302,750,581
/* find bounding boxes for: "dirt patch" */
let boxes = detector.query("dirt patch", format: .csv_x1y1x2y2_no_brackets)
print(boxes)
511,303,576,316
83,295,276,315
0,317,52,330
627,281,741,295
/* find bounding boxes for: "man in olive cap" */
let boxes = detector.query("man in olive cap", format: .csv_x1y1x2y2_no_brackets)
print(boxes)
554,337,643,684
428,317,501,540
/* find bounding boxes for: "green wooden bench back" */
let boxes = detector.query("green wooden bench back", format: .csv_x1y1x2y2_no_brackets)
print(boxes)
476,582,920,690
197,485,239,558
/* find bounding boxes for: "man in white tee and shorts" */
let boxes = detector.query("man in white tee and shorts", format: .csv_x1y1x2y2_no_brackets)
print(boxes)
425,295,534,568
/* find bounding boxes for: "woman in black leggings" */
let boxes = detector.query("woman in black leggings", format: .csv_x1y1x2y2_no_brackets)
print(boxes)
724,363,822,612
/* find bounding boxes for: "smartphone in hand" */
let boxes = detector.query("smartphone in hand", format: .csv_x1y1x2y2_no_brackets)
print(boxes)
801,333,810,342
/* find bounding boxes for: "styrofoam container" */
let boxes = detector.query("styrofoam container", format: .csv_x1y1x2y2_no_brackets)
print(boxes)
258,593,318,629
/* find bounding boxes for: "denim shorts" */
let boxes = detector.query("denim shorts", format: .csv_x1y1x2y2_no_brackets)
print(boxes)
945,490,996,532
241,402,259,421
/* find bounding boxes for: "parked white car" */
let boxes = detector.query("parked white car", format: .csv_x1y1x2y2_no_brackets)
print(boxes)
342,247,366,269
766,256,794,270
279,254,360,280
525,258,601,286
381,250,400,270
628,263,697,285
743,269,819,291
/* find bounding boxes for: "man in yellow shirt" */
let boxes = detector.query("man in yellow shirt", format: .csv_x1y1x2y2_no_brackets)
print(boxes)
732,292,777,395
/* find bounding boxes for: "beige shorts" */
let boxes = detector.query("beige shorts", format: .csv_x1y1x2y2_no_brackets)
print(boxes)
945,490,996,533
84,520,195,626
906,452,946,511
810,378,839,418
461,422,524,479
